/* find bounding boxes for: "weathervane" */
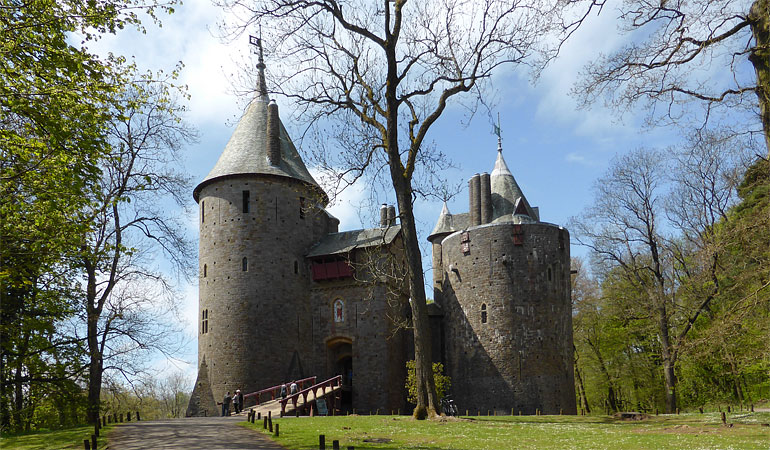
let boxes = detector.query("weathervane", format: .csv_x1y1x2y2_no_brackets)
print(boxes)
249,27,268,96
493,112,502,152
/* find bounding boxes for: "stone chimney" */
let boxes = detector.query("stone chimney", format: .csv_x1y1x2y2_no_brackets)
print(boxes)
266,100,281,166
380,204,388,227
480,172,492,224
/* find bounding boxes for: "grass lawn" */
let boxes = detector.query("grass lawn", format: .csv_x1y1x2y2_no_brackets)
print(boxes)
240,412,770,450
1,424,115,450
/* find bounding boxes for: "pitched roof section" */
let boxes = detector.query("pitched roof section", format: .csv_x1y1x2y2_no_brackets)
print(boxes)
490,149,535,219
428,203,454,242
193,96,325,202
306,225,402,258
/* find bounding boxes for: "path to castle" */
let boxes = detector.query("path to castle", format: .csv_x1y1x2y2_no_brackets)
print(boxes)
108,416,286,449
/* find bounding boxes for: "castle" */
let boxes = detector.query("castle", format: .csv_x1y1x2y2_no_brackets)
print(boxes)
186,52,576,417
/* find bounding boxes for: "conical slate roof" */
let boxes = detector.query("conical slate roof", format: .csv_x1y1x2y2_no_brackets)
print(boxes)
193,60,326,203
490,148,535,220
428,202,454,242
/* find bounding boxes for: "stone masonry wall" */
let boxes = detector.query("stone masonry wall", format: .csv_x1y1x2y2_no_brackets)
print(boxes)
439,222,576,415
197,175,325,409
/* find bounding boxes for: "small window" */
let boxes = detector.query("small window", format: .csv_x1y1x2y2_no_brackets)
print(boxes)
242,190,250,213
242,257,248,272
201,201,205,223
203,264,207,278
547,267,552,282
299,197,306,219
201,309,209,334
481,303,487,324
294,260,299,274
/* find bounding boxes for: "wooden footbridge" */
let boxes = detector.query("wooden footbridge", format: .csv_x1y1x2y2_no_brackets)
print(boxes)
240,375,342,417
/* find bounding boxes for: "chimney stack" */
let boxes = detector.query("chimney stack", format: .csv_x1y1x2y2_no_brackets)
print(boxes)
266,100,281,166
380,204,388,227
387,205,396,226
469,174,481,226
480,172,492,224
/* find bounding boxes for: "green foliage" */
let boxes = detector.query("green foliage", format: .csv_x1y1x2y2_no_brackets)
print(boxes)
0,0,182,433
405,360,451,405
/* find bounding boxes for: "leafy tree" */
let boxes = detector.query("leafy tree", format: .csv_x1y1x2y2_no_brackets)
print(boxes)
217,0,599,418
405,360,450,406
0,0,181,431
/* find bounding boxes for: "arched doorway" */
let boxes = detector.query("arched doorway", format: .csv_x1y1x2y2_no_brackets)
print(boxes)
326,337,353,413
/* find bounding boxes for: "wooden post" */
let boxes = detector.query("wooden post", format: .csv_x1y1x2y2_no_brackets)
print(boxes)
560,409,563,415
332,440,340,450
676,408,679,415
751,404,754,412
136,411,141,421
721,412,726,425
274,423,279,437
727,406,731,413
127,411,132,421
263,416,267,429
269,410,272,419
84,439,91,450
91,434,97,449
699,407,703,414
94,422,99,437
258,412,261,420
319,434,326,450
519,410,522,416
268,417,273,433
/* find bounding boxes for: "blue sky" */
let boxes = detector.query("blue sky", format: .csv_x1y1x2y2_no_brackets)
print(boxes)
87,1,683,380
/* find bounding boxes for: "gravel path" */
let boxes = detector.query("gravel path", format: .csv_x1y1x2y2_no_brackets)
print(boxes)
107,416,286,450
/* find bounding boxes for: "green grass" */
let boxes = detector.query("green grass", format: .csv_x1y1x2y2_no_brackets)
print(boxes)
1,424,115,450
240,412,770,450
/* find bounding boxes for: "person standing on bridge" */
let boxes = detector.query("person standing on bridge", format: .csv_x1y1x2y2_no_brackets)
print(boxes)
236,389,243,414
222,391,232,416
290,380,298,395
233,389,242,414
280,383,287,399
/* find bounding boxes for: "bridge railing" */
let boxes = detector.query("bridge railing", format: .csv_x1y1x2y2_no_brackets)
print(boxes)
279,375,342,416
243,376,317,406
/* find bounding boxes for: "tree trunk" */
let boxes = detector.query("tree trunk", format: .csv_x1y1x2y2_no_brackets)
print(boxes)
588,338,618,412
85,261,102,425
391,174,439,418
574,347,590,414
749,0,770,158
656,301,677,413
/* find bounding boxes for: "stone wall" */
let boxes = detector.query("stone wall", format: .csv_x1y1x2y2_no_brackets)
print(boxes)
438,222,576,415
196,175,326,409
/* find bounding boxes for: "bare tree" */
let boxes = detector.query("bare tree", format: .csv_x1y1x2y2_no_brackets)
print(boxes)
78,70,196,423
570,138,749,413
217,0,598,418
575,0,770,157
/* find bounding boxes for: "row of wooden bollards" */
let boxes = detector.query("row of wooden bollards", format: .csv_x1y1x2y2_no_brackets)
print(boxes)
82,411,141,449
246,410,355,449
318,434,355,450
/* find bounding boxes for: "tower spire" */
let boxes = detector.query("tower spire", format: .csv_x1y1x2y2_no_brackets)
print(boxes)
249,33,268,99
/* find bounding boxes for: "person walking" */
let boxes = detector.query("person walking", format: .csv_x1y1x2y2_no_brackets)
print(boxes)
280,383,288,400
289,380,298,395
236,389,244,414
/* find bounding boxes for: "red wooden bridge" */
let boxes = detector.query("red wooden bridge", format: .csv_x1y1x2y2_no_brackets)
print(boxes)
241,375,342,417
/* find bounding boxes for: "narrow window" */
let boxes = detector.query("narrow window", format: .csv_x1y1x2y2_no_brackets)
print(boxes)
299,197,306,219
547,267,552,282
481,303,487,324
203,264,207,278
242,190,250,213
242,257,248,272
201,309,208,334
201,200,205,223
294,260,299,274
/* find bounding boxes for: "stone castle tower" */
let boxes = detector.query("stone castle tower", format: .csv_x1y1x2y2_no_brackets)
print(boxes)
428,137,577,415
186,48,408,416
186,42,575,417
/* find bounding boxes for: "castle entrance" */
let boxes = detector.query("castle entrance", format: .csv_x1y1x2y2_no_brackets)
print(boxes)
326,337,353,413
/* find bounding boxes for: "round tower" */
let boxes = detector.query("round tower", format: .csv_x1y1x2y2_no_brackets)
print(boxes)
431,144,576,416
187,45,329,415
